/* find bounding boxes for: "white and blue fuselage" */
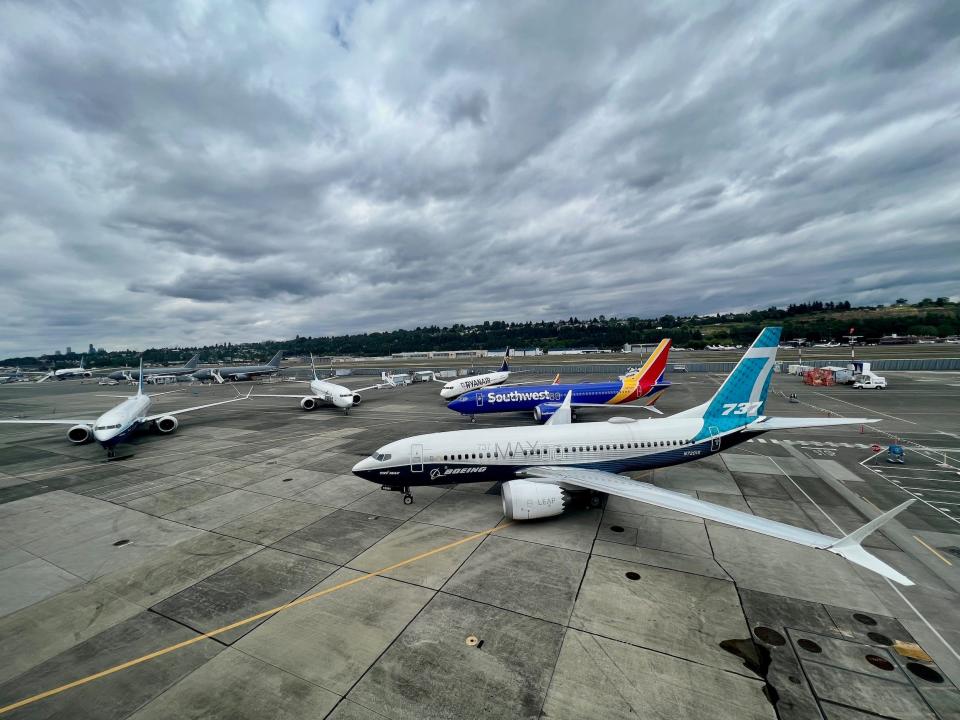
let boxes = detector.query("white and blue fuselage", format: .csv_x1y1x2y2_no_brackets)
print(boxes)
91,394,153,447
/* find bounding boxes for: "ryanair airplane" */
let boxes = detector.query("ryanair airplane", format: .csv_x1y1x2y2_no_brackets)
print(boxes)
446,339,672,422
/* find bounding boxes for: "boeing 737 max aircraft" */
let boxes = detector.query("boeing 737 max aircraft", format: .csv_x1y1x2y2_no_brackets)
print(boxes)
253,355,396,414
353,328,913,585
0,360,249,457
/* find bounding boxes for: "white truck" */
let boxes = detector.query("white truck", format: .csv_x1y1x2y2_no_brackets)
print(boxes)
853,372,887,389
850,361,886,389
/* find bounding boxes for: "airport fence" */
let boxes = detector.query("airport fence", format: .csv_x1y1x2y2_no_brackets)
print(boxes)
344,357,960,376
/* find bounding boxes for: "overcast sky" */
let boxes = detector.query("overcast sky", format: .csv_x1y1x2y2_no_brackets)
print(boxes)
1,1,958,356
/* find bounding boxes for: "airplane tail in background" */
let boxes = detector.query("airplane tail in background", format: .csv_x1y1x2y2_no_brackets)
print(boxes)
268,351,283,368
184,354,200,370
310,354,319,381
499,349,510,373
675,327,780,427
676,326,877,433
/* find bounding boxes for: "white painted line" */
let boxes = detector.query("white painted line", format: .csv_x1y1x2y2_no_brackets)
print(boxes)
808,391,918,425
764,456,960,665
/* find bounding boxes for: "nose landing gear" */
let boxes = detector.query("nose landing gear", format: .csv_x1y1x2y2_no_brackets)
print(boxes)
381,485,415,504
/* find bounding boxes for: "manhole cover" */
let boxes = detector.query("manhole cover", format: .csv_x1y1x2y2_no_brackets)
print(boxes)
465,636,479,646
865,655,894,671
610,525,624,533
853,613,877,626
906,662,944,684
797,639,822,654
112,539,130,547
625,571,641,581
868,632,893,646
753,627,786,646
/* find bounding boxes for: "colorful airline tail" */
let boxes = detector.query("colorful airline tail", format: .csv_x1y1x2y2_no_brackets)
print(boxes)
609,338,671,404
676,327,781,428
310,354,319,381
499,349,510,373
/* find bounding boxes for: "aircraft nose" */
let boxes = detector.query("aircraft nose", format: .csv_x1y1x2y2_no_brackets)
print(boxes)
352,456,377,479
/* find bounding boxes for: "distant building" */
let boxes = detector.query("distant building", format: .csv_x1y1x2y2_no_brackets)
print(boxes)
54,350,62,356
391,350,487,359
879,334,918,345
66,346,72,354
88,344,95,354
623,343,662,354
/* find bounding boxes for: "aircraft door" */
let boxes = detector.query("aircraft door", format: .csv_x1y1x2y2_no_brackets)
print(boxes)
708,426,721,452
411,443,424,473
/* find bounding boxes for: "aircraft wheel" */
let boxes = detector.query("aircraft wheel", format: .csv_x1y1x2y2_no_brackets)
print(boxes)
403,494,414,505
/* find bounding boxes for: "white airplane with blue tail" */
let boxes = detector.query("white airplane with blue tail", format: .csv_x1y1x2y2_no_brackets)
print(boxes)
353,327,914,585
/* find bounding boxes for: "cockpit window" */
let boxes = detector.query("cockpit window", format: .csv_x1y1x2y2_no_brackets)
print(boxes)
373,453,392,462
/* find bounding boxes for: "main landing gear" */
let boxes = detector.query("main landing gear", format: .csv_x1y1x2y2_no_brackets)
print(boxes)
107,447,116,459
381,485,414,504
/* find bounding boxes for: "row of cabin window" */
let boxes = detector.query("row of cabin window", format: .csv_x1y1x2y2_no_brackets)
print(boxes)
442,439,692,461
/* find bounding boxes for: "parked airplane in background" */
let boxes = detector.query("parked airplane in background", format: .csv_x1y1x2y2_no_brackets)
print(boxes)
254,355,396,414
354,328,912,585
438,350,514,399
814,341,842,348
192,351,284,383
706,344,743,351
0,368,36,384
0,360,249,457
107,354,200,383
37,356,94,382
447,339,671,422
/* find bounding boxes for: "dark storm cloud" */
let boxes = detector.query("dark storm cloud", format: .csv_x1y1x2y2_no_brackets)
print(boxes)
0,0,958,357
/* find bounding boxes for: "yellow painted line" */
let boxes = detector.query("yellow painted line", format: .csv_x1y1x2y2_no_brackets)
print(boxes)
913,535,953,565
0,521,512,716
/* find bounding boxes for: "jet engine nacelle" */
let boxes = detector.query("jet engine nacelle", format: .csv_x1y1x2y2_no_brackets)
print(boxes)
155,415,179,434
233,374,249,381
532,402,562,424
81,371,93,378
67,425,93,444
501,479,568,520
352,394,362,407
300,397,317,411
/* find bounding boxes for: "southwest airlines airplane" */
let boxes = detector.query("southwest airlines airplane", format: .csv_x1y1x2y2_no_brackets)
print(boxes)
353,328,913,585
447,339,672,422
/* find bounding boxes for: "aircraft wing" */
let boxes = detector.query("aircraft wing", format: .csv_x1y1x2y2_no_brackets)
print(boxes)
518,465,914,585
0,418,97,426
142,391,249,421
746,417,879,431
350,382,395,394
251,393,332,403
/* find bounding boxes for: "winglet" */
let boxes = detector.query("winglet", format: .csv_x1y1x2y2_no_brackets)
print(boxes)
545,390,574,426
826,500,915,585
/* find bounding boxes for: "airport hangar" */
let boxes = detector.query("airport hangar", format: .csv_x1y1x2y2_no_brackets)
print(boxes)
0,363,958,719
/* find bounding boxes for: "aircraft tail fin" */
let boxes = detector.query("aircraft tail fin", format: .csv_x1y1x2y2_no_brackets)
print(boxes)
137,358,145,396
674,327,781,427
79,355,85,370
184,354,200,370
310,354,319,381
268,351,283,368
826,500,915,585
499,349,510,373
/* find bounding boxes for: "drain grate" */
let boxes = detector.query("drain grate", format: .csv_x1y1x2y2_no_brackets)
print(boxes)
112,539,130,547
